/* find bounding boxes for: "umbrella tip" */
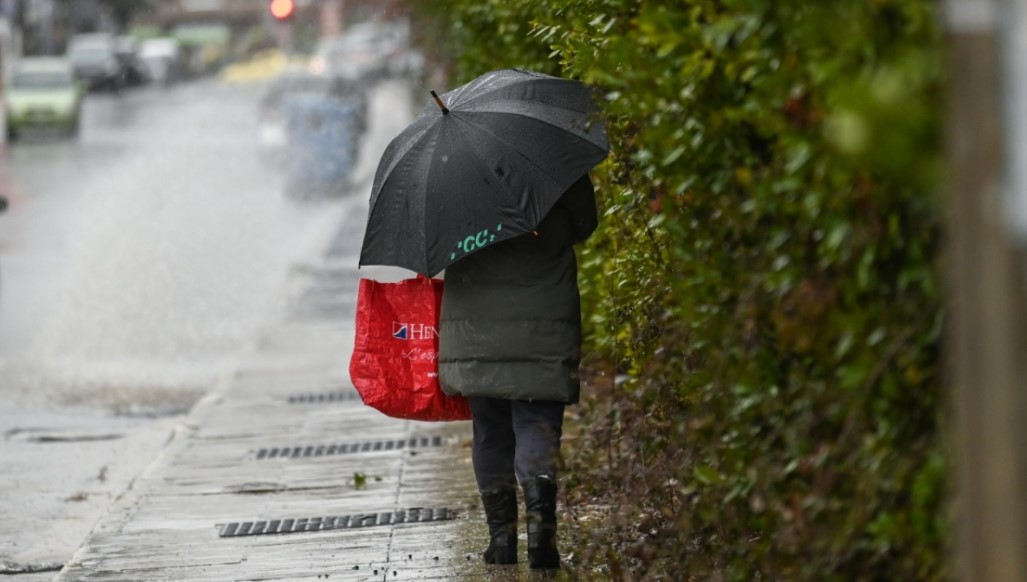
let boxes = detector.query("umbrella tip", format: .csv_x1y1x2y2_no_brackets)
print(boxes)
430,90,450,115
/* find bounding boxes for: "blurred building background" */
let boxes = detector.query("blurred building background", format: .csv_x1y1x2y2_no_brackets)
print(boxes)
0,0,410,80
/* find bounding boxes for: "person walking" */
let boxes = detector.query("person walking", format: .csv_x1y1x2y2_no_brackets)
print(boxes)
358,68,608,566
437,174,598,569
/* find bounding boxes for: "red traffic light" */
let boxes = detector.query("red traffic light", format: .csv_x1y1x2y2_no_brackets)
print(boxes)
269,0,295,21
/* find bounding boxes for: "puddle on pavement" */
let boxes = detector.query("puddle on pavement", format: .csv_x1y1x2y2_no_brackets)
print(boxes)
56,383,203,418
0,361,206,417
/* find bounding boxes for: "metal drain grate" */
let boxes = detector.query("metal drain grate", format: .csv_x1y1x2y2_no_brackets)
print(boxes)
218,507,456,537
286,391,361,404
254,436,444,460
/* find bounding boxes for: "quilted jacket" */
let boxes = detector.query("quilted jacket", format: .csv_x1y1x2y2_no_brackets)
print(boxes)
438,175,597,403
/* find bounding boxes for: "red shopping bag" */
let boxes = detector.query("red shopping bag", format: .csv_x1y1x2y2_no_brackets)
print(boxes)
348,276,471,421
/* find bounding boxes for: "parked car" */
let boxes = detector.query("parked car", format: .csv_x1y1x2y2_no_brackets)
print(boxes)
5,57,84,139
308,23,393,82
67,33,126,91
115,36,150,86
138,37,185,85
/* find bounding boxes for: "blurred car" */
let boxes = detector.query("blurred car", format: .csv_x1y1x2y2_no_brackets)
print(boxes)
5,57,84,139
138,37,185,85
257,71,367,166
115,36,150,86
308,23,393,82
171,23,231,76
377,19,420,78
67,33,126,91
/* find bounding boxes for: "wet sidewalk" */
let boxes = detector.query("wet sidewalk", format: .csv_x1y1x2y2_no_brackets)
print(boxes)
52,202,497,581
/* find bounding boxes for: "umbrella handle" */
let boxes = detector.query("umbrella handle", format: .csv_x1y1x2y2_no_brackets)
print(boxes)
430,91,450,115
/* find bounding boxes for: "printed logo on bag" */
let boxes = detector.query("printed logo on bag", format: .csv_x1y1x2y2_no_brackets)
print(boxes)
393,323,408,340
393,322,438,340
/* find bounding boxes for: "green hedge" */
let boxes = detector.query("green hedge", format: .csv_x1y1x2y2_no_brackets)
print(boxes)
414,1,946,578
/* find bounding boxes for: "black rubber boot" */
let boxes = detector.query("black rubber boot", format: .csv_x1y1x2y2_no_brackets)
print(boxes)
481,489,518,564
522,475,560,569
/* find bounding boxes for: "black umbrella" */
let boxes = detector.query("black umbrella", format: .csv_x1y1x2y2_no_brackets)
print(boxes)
359,68,609,277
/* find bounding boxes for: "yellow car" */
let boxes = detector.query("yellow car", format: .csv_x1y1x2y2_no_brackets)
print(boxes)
5,57,84,139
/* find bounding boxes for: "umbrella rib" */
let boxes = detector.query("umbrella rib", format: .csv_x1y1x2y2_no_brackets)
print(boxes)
443,69,521,108
454,75,583,109
466,99,595,117
363,123,439,274
447,116,588,229
369,116,436,206
456,112,608,190
460,105,608,151
421,120,458,275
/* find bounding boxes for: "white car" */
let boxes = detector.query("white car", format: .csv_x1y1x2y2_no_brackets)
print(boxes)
67,32,125,91
138,38,184,84
309,23,392,82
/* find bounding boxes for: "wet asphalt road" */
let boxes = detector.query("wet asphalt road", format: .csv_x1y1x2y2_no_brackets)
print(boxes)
0,79,341,392
0,76,383,577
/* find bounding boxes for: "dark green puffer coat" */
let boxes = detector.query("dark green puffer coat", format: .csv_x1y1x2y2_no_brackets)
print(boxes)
438,176,598,403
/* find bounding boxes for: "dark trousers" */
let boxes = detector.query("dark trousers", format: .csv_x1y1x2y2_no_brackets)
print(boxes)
468,396,566,493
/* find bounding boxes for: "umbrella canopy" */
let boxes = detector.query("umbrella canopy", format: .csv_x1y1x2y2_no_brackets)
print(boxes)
359,68,609,277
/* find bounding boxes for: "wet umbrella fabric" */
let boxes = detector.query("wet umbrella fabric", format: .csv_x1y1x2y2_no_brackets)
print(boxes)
359,69,609,277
